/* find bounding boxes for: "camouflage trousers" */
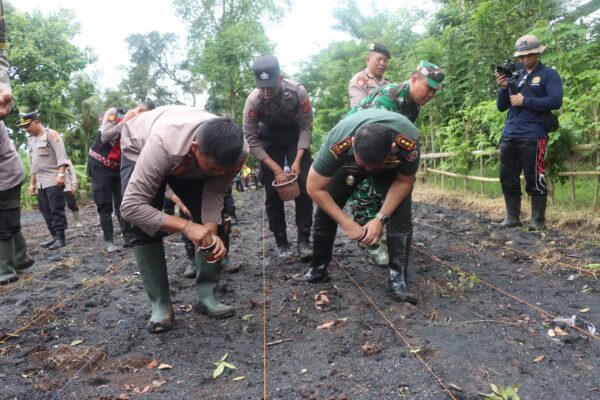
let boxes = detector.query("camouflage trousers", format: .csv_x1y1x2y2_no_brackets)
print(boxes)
348,177,384,225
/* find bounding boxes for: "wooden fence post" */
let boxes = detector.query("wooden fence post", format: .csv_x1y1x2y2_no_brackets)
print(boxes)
480,155,484,194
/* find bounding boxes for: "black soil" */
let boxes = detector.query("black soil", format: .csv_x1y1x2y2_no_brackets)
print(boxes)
1,188,599,400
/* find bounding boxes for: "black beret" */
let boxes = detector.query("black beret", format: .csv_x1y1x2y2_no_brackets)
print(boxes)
368,43,391,59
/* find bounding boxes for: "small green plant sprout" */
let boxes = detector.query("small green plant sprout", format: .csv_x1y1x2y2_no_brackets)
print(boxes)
212,353,237,379
446,267,479,293
241,314,255,321
480,383,520,400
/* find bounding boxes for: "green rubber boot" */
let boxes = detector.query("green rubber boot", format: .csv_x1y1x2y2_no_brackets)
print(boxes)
134,242,174,333
0,237,18,285
195,252,234,319
365,240,389,267
14,231,34,270
73,211,83,228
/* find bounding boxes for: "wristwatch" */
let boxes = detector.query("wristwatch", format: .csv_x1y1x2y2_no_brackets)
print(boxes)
376,212,390,224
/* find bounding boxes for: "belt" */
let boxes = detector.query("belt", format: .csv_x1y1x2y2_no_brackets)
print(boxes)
88,149,120,170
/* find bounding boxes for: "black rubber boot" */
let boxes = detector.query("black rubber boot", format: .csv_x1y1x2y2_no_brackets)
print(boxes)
194,252,234,318
134,242,174,333
298,232,335,283
274,230,292,258
119,216,134,248
387,232,417,304
99,213,118,253
0,237,18,285
48,231,66,250
182,240,196,278
297,226,312,262
529,196,547,231
41,235,57,248
499,195,522,227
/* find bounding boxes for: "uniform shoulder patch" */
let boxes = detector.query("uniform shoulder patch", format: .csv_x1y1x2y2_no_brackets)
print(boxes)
329,137,352,159
108,113,117,122
357,77,366,87
50,131,60,143
248,109,258,120
300,97,311,114
406,150,419,162
394,133,416,151
532,76,541,85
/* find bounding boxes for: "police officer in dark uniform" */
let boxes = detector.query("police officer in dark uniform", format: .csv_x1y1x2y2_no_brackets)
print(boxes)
90,100,155,251
300,108,421,304
242,55,313,259
23,112,70,250
0,48,34,284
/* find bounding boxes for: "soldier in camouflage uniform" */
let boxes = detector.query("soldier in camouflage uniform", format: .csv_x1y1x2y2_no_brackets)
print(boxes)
347,61,445,267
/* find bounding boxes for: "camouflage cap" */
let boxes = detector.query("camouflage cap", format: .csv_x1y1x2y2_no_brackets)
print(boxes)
252,55,280,88
18,111,38,127
368,43,391,59
416,60,444,90
513,34,546,57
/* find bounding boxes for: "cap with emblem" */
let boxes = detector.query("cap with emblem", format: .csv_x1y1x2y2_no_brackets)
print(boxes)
252,55,280,88
368,43,391,59
416,60,445,90
513,34,546,57
18,111,39,127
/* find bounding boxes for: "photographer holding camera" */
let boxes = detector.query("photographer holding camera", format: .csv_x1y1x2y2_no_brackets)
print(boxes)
495,34,563,230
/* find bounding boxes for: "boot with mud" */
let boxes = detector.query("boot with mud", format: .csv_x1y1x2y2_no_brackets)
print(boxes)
181,239,196,278
99,213,119,253
297,226,312,262
41,234,57,248
48,230,66,250
274,230,293,258
195,252,234,318
529,195,547,231
134,242,174,333
297,232,335,283
14,231,34,270
0,237,18,285
498,195,522,228
72,211,83,228
387,232,417,304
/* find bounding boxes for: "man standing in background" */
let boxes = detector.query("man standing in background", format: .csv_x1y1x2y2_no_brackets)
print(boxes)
348,43,391,107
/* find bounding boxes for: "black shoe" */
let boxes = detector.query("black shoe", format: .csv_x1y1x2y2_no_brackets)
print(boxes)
48,239,65,250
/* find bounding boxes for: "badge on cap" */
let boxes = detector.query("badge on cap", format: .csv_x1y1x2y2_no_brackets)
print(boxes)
260,72,269,80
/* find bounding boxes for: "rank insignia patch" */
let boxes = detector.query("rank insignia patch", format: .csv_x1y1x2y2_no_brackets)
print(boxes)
394,133,416,151
300,97,311,114
330,137,352,159
50,132,60,143
108,113,117,122
248,109,258,120
406,150,419,162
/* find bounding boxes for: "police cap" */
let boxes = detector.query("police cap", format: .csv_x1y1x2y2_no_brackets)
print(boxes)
252,55,280,88
368,43,391,59
18,111,39,127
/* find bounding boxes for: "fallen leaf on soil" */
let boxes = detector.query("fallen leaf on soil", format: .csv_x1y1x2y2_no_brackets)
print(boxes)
248,299,258,309
361,341,384,356
158,363,172,370
547,329,556,337
146,359,159,369
314,291,329,311
448,383,463,392
579,308,590,313
316,320,336,330
152,380,166,387
300,368,307,374
233,376,246,382
70,339,83,347
533,355,545,363
409,348,421,354
178,304,193,312
291,292,298,301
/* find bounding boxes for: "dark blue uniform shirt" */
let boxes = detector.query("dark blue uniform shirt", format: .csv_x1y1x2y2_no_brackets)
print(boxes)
496,62,563,138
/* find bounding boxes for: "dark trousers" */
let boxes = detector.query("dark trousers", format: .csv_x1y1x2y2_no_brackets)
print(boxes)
499,137,548,197
260,139,313,234
89,159,122,216
38,185,67,236
64,191,79,212
0,184,22,240
234,179,244,192
120,156,227,246
311,166,412,267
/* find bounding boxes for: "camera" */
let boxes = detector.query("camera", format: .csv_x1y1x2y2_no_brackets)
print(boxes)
495,59,519,77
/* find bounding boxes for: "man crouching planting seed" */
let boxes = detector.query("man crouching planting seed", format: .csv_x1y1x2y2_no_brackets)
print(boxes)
120,106,247,333
297,108,420,304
